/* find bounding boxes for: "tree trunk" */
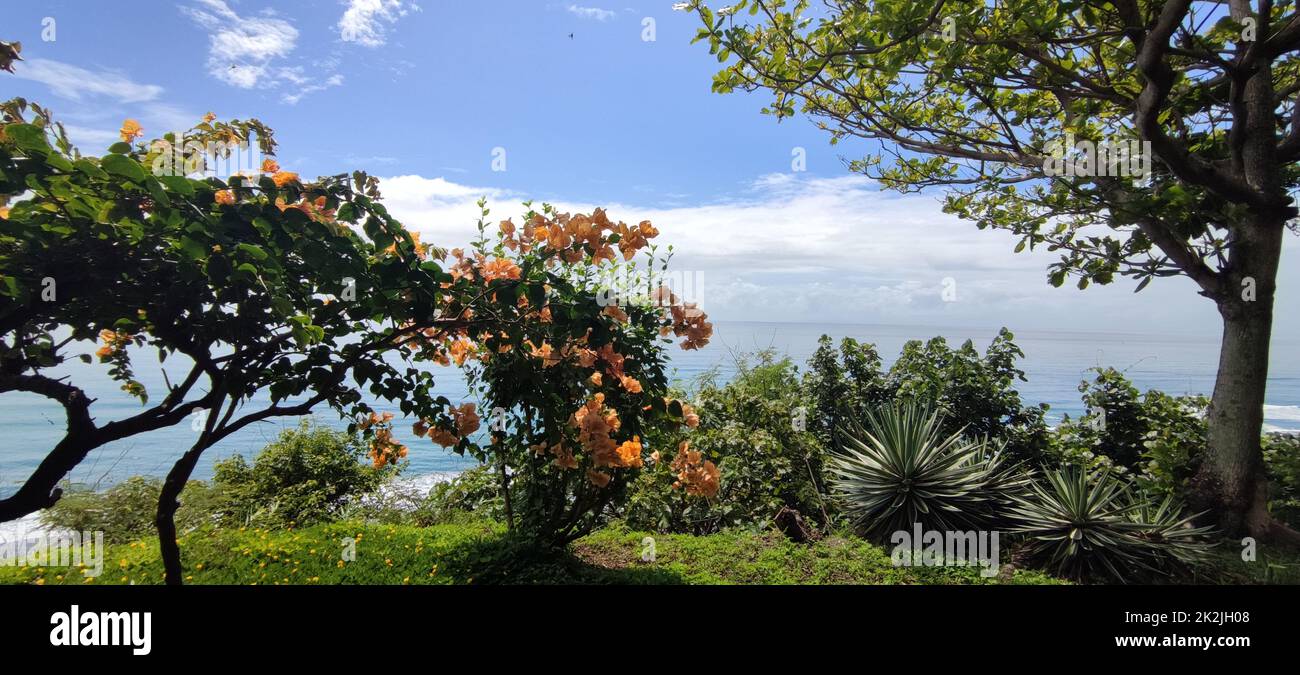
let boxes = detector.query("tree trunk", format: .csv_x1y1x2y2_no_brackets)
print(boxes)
156,438,208,585
1189,214,1299,544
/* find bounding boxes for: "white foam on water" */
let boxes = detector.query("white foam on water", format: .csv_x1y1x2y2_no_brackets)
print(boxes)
1264,404,1300,422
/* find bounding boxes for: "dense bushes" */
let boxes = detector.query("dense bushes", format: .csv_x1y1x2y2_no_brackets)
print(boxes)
43,421,395,538
212,421,391,528
1264,433,1300,529
1048,367,1209,497
626,351,826,534
806,329,1051,464
42,477,220,543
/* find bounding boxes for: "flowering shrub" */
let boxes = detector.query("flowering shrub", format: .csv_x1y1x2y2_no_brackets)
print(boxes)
404,203,714,545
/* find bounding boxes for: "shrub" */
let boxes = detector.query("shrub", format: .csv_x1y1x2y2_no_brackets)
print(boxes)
1263,433,1300,529
625,352,827,535
805,329,1051,465
416,465,506,526
829,402,1028,541
212,420,389,528
41,477,219,543
1010,467,1213,583
1049,368,1208,496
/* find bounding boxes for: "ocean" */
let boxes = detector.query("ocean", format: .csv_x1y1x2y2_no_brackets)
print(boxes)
3,320,1299,497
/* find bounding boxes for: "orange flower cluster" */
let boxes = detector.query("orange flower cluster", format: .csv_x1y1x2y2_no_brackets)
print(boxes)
571,392,641,476
214,189,235,205
532,440,579,470
449,248,522,283
665,398,700,428
527,340,562,368
448,338,476,366
614,220,659,260
94,329,132,359
497,209,658,265
119,119,143,143
359,412,408,469
670,441,720,498
270,171,299,188
618,374,643,394
655,285,713,350
276,195,335,224
416,403,480,448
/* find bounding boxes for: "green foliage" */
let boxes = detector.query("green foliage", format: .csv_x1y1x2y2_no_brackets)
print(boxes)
806,329,1051,464
829,402,1029,541
417,465,506,526
211,421,388,528
40,477,219,543
626,351,826,534
1010,468,1213,583
1049,368,1208,496
1263,433,1300,529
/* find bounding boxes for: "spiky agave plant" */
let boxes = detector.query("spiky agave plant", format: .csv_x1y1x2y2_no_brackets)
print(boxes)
829,402,1027,541
1128,492,1216,575
1010,467,1213,583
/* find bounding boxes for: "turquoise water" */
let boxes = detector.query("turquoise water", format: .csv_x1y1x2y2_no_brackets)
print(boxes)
2,320,1298,496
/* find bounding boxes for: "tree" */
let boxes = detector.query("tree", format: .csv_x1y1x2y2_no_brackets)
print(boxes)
682,0,1300,540
1,92,711,577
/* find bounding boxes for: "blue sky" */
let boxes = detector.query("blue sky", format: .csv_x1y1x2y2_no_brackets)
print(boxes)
4,0,1297,337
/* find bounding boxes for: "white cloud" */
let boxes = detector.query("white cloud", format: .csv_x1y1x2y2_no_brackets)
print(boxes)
11,58,162,103
371,172,1228,333
566,4,616,21
338,0,419,47
182,0,298,88
281,73,345,105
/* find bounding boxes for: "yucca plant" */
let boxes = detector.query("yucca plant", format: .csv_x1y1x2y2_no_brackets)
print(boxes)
1128,492,1216,574
829,402,1028,541
1010,467,1213,582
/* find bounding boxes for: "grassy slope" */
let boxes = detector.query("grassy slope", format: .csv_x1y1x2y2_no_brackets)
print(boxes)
0,521,1064,585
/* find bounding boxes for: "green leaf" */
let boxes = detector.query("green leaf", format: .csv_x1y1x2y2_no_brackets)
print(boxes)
101,154,146,183
158,174,195,196
5,124,49,153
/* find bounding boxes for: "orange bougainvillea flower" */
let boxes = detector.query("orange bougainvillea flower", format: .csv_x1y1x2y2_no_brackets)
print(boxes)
214,189,235,205
261,158,280,173
618,374,643,394
0,205,10,220
586,468,612,488
455,403,481,437
552,442,579,470
670,440,720,498
202,112,217,123
614,436,643,469
588,372,603,387
480,257,521,282
270,171,299,187
95,329,132,360
529,341,560,367
118,119,143,142
448,338,475,366
602,304,629,323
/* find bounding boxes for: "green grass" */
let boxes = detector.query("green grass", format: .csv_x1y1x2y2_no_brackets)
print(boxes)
7,520,1293,585
0,520,1064,585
